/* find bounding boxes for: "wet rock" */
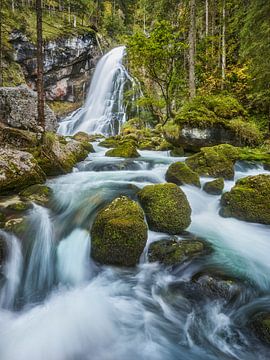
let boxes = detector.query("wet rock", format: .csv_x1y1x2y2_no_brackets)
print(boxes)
203,178,224,195
105,143,140,158
148,239,206,266
72,131,98,145
31,132,91,176
91,196,148,267
19,184,53,206
186,144,239,180
138,183,191,234
220,174,270,224
0,233,8,266
165,162,201,188
0,86,57,132
251,314,270,344
0,147,46,195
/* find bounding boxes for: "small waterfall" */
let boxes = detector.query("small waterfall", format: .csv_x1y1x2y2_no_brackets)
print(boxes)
23,205,55,302
58,46,134,137
0,231,23,309
56,228,91,286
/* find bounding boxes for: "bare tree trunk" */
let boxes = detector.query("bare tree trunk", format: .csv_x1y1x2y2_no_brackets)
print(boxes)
0,0,2,87
188,0,196,99
205,0,209,36
221,0,226,89
36,0,45,132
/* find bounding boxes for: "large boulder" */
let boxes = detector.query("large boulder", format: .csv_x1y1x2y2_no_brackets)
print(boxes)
31,132,93,176
165,162,201,187
138,183,191,234
91,196,148,267
19,184,53,206
220,174,270,224
0,86,57,132
105,143,140,158
164,95,262,151
0,124,38,149
203,178,224,195
0,147,45,195
148,238,206,266
186,144,239,180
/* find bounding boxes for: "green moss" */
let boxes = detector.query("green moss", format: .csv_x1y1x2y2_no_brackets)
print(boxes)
220,174,270,224
106,143,140,158
170,147,184,157
229,119,263,147
138,183,191,234
99,138,119,148
19,184,53,206
7,201,31,212
49,101,82,119
165,162,201,187
91,196,148,266
203,178,224,195
186,144,239,180
148,239,206,266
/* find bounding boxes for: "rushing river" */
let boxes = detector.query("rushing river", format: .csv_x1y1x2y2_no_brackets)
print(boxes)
0,144,269,360
1,46,270,359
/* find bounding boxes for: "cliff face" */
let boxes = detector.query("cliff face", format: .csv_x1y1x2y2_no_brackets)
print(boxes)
10,31,102,103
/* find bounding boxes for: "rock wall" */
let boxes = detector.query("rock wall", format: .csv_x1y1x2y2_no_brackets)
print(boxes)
10,31,102,102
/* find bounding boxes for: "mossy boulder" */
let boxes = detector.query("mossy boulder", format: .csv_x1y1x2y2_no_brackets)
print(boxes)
91,196,148,267
0,147,46,195
99,137,119,148
30,132,91,176
220,174,270,224
203,178,224,195
251,314,270,344
19,184,53,206
0,124,38,149
170,147,184,157
165,162,201,188
186,144,239,180
72,131,93,143
138,183,191,234
105,143,140,158
3,216,28,235
148,239,206,266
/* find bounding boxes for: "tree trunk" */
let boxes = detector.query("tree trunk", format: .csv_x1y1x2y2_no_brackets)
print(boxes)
36,0,45,132
205,0,209,36
188,0,196,99
221,0,226,89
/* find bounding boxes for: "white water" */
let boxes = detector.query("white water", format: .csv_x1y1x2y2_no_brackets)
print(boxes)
0,144,270,359
58,46,134,136
0,231,22,309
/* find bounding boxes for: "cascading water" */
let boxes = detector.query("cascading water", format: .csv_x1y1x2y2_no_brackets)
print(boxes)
58,46,137,137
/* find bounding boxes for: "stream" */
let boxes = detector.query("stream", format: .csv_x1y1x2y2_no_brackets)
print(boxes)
0,47,270,360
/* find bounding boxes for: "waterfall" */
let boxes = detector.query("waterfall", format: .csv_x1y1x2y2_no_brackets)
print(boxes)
58,46,134,137
23,205,55,302
0,231,23,309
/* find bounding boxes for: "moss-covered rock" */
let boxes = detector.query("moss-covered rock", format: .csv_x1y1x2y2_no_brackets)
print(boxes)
138,183,191,234
203,178,224,195
170,147,184,157
99,138,120,148
30,132,91,176
0,147,46,195
220,174,270,224
165,162,201,187
72,131,97,145
251,314,270,344
106,143,140,158
3,216,28,235
186,144,239,180
91,196,148,267
0,124,39,149
19,184,53,206
148,239,206,266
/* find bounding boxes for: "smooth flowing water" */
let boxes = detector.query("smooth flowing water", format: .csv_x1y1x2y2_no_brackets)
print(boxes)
0,144,269,360
58,46,136,136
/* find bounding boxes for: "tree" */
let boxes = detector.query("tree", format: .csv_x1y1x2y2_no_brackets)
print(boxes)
36,0,45,132
128,21,186,124
0,0,3,87
221,0,226,90
188,0,196,98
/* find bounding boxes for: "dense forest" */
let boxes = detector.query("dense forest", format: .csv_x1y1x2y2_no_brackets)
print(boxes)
0,1,270,360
